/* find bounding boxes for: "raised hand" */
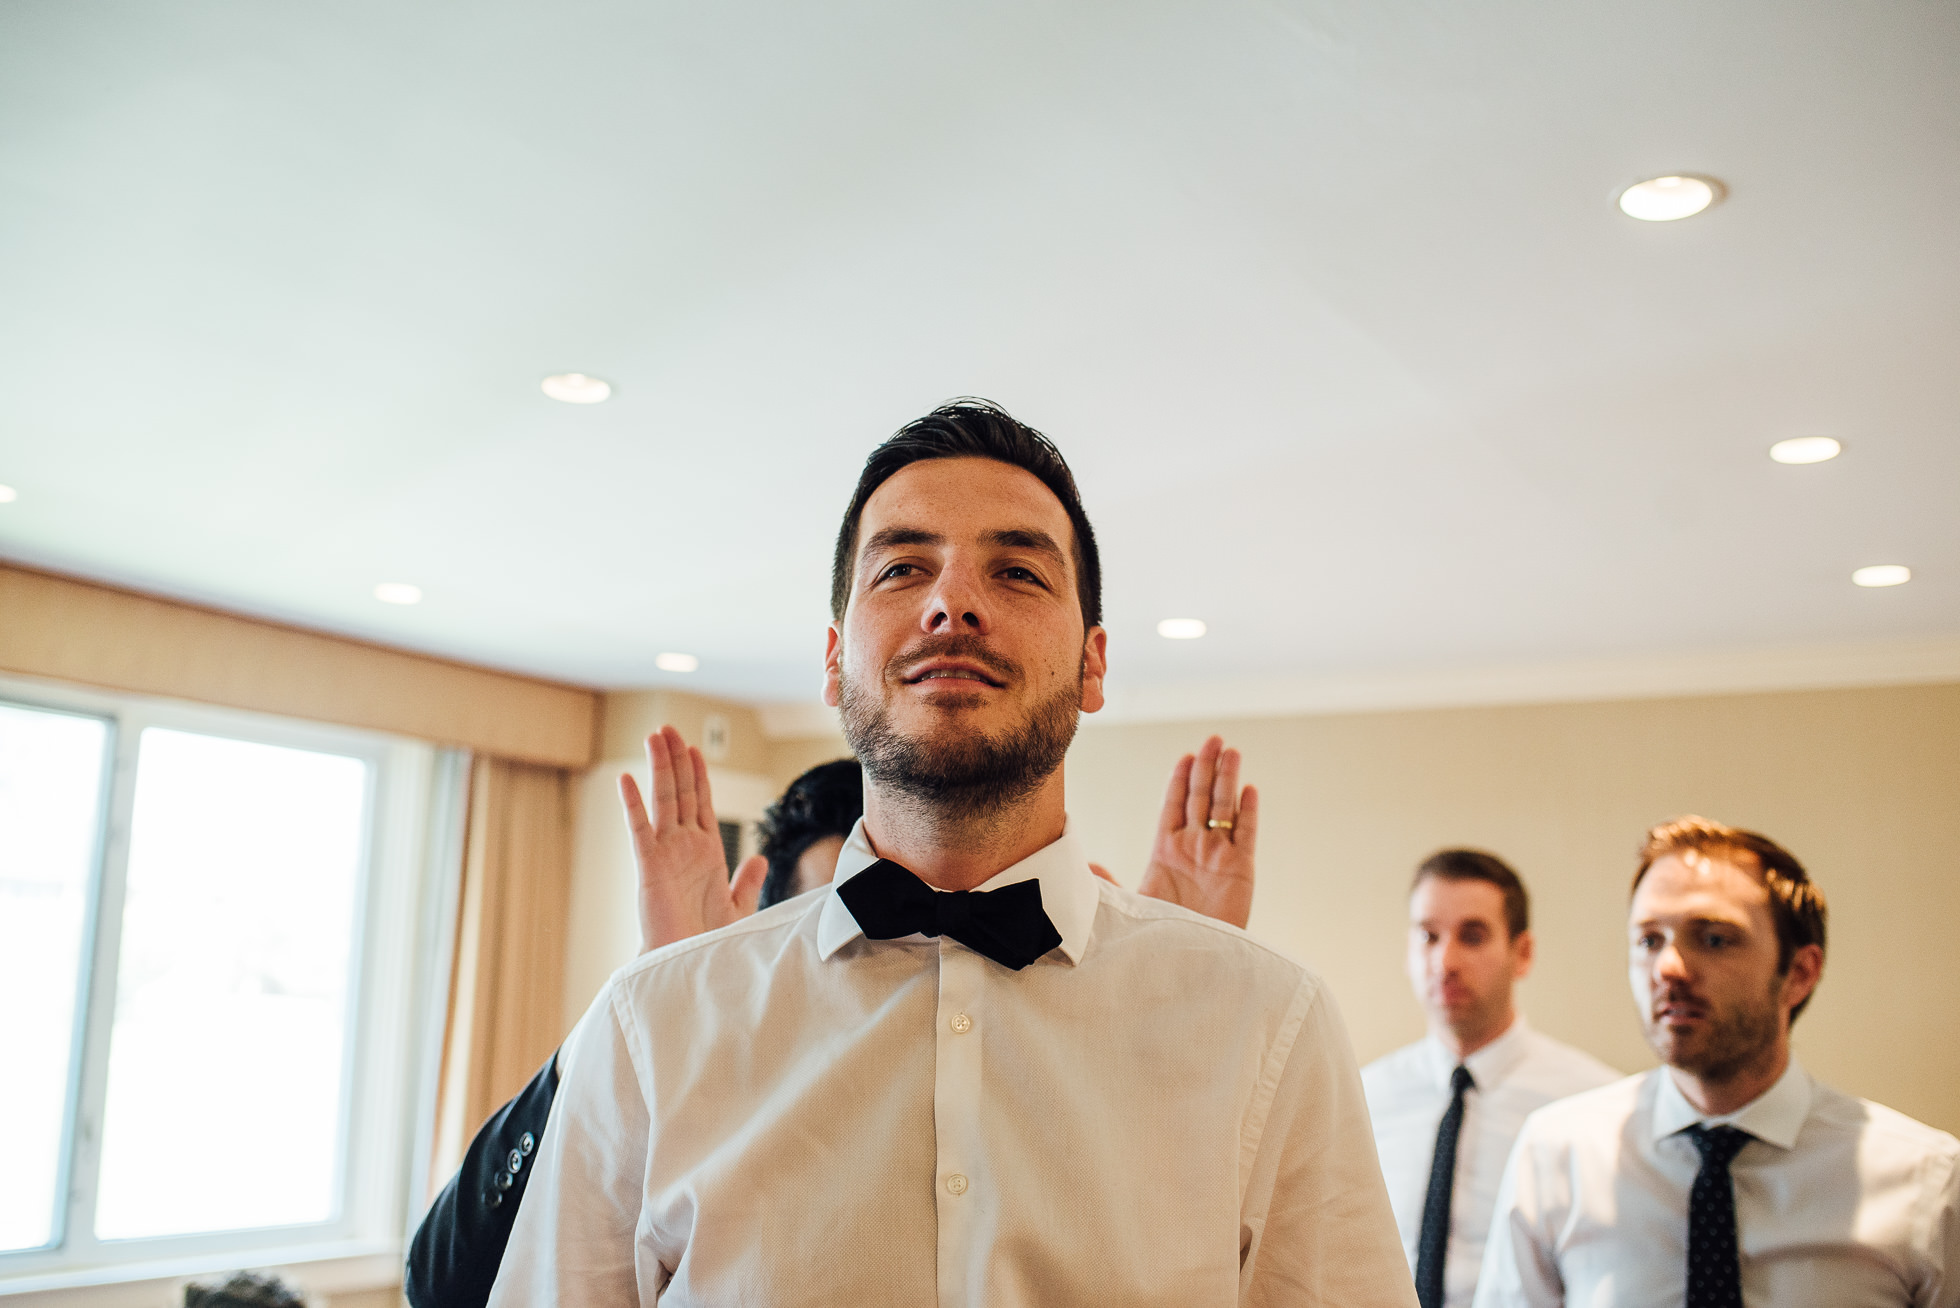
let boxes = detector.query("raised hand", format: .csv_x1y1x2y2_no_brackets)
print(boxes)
1134,735,1258,929
618,725,768,953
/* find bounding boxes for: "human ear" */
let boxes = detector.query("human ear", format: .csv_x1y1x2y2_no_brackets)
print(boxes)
1781,941,1825,1018
1512,929,1536,980
821,623,844,708
1078,626,1108,714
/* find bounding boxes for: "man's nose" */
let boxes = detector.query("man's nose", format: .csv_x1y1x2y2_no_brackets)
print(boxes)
1654,938,1691,983
923,560,989,634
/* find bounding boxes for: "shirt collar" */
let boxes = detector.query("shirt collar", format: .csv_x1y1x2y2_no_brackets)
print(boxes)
1651,1057,1814,1151
1422,1013,1531,1090
815,816,1100,967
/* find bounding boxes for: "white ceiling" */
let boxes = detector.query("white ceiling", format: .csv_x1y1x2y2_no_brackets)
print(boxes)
3,0,1956,711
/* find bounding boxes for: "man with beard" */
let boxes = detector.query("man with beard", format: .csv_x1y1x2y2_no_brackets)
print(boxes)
486,401,1412,1306
1474,817,1960,1308
409,738,1263,1308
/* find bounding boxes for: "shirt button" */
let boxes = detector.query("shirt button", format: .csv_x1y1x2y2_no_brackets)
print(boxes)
949,1013,973,1034
945,1174,968,1196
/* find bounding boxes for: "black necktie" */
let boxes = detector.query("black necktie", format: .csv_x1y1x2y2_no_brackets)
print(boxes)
836,858,1063,971
1685,1124,1751,1308
1414,1064,1474,1308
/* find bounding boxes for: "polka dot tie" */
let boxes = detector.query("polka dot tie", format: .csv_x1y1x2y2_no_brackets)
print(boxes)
1414,1064,1474,1308
1684,1124,1751,1308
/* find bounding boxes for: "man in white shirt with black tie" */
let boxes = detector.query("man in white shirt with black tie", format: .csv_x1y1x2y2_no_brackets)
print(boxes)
488,400,1414,1306
1363,850,1619,1308
1476,816,1960,1307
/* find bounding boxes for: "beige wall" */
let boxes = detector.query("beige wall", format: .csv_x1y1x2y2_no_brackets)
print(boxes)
765,730,857,794
1062,681,1960,1136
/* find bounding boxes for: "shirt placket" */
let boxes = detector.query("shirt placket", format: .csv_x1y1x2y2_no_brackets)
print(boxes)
932,939,987,1307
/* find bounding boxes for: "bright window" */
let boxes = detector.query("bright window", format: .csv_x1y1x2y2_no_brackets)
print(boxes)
0,680,462,1295
0,702,106,1254
97,729,369,1239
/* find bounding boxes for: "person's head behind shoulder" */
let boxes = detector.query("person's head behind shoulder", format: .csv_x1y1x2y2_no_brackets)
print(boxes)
1406,848,1534,1056
757,757,864,909
1628,815,1827,1086
183,1272,306,1308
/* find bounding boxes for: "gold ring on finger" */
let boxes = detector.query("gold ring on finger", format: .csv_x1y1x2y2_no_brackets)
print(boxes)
1206,817,1235,831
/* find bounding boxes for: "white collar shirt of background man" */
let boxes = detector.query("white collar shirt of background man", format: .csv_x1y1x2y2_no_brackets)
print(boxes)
1361,1015,1619,1308
1472,1057,1960,1308
484,819,1416,1307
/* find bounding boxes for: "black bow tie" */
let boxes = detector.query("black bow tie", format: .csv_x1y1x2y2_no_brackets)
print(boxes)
836,858,1063,971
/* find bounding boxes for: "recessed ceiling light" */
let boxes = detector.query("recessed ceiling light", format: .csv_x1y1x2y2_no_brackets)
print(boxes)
1157,618,1207,640
1851,565,1911,588
1769,436,1842,465
374,582,423,605
1618,175,1722,222
541,372,612,404
0,484,16,503
655,652,700,672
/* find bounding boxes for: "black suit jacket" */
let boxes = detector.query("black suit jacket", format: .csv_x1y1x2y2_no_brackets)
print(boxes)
405,1054,560,1308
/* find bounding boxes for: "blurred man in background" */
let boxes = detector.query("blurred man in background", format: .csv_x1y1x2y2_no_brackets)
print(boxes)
1476,817,1960,1307
1363,849,1618,1308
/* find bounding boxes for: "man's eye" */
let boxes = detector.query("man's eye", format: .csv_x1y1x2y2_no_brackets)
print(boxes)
1636,934,1662,950
880,563,919,580
1001,566,1038,583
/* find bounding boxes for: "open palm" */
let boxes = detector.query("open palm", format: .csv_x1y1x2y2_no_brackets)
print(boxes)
618,725,767,952
1135,735,1258,930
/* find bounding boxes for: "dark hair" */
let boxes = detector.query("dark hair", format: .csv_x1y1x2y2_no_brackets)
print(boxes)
184,1273,306,1308
1633,815,1828,1020
1411,848,1531,939
757,758,864,909
829,399,1102,630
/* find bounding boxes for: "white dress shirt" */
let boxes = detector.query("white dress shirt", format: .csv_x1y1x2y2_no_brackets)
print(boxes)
1362,1017,1619,1308
1474,1059,1960,1307
488,820,1415,1307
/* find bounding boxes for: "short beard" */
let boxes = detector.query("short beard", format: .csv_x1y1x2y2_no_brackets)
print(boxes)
838,637,1081,831
1645,974,1785,1084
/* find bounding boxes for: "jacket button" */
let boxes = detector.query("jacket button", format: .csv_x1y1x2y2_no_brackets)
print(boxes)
519,1132,535,1155
507,1149,524,1173
486,1190,503,1211
494,1170,513,1191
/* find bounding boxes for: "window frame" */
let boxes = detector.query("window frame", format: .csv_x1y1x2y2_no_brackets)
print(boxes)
0,673,465,1300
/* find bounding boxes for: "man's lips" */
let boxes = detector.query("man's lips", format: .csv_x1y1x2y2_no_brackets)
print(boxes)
903,660,1005,688
1654,1001,1708,1024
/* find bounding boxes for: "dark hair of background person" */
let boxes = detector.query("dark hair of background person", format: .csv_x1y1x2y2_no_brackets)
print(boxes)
828,399,1103,630
1633,814,1829,1020
183,1272,306,1308
1410,848,1531,939
756,758,865,910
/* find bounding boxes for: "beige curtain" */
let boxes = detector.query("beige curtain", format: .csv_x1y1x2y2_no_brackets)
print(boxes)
430,755,576,1187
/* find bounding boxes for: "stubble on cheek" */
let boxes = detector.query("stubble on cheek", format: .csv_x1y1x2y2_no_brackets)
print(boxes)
1642,977,1783,1081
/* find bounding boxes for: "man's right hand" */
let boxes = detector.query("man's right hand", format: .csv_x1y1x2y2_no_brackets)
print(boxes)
619,725,768,953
